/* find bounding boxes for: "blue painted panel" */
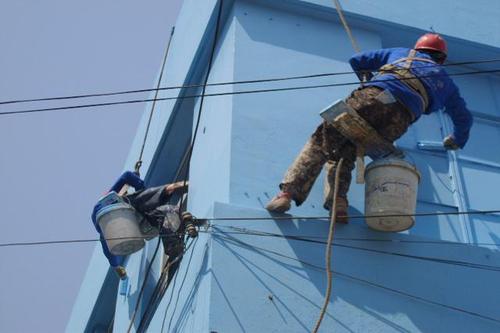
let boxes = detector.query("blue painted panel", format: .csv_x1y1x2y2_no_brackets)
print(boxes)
112,240,164,332
124,0,226,177
207,202,500,333
72,0,500,331
396,112,443,150
228,0,380,218
469,213,500,250
492,78,500,113
66,243,117,332
187,9,237,218
285,0,500,49
460,118,500,166
449,70,499,117
413,202,462,241
459,161,500,211
405,151,455,207
147,234,212,333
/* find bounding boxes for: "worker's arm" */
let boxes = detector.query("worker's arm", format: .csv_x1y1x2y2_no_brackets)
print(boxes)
110,171,145,193
165,180,189,195
349,48,396,81
443,87,473,149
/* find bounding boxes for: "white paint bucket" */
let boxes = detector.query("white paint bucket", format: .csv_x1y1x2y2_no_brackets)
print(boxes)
97,202,145,255
364,158,420,232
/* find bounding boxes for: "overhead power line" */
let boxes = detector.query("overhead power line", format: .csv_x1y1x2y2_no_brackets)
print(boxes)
2,222,500,272
217,234,500,325
1,67,500,117
211,226,500,272
1,58,499,107
1,208,500,248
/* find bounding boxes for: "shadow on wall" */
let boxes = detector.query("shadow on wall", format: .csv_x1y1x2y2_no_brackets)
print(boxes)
272,217,500,332
237,3,360,64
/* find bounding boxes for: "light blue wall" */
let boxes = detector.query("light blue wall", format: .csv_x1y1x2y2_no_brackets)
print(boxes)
146,202,500,332
148,0,500,332
71,0,500,331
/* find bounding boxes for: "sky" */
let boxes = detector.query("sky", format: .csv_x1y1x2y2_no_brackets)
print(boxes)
0,1,183,332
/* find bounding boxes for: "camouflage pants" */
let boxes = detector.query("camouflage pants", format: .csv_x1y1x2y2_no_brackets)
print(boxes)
280,86,412,208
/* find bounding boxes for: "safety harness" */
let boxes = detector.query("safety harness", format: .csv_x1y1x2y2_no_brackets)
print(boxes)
378,49,435,113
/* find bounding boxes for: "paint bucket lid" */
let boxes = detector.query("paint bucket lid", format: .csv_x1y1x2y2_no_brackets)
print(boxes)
96,202,135,221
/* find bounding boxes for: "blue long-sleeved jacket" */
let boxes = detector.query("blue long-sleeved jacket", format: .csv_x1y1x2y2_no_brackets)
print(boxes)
91,171,145,267
349,47,473,148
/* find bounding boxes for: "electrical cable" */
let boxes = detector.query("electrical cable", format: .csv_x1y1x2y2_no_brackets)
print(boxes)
209,226,500,272
127,173,190,332
4,225,500,272
214,234,500,325
136,2,225,331
2,208,500,248
161,1,226,330
159,238,197,332
125,26,178,333
135,233,186,332
126,238,162,333
165,237,200,333
1,58,499,107
137,236,196,333
203,209,500,221
1,67,500,117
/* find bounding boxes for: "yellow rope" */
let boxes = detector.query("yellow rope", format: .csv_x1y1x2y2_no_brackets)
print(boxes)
333,0,361,53
312,158,344,333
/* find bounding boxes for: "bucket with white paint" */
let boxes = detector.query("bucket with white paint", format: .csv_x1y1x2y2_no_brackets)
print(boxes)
97,202,145,255
364,158,420,232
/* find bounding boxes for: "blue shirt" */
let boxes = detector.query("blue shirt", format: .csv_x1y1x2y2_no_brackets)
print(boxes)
91,171,145,267
349,47,473,148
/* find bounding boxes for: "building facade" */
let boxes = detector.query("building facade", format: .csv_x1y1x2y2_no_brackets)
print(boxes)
68,0,500,332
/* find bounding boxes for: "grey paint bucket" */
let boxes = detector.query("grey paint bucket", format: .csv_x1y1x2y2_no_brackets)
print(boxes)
364,158,420,232
97,202,145,255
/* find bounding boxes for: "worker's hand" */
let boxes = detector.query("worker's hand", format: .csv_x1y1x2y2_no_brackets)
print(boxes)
443,135,460,150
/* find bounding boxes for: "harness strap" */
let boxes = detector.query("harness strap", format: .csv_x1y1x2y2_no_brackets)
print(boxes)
379,49,433,113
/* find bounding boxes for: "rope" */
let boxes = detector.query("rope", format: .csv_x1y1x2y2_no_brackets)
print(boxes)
333,0,361,53
312,158,343,333
2,67,500,117
126,25,178,333
136,26,176,172
127,153,191,332
133,2,225,331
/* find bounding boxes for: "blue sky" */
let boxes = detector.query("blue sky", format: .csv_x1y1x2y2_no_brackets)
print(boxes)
0,1,182,331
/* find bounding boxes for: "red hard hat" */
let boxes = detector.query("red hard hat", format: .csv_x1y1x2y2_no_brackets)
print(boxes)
415,33,448,56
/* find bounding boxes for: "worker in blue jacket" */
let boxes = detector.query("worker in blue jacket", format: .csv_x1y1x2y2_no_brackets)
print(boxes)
92,171,188,278
91,171,145,278
266,33,473,222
